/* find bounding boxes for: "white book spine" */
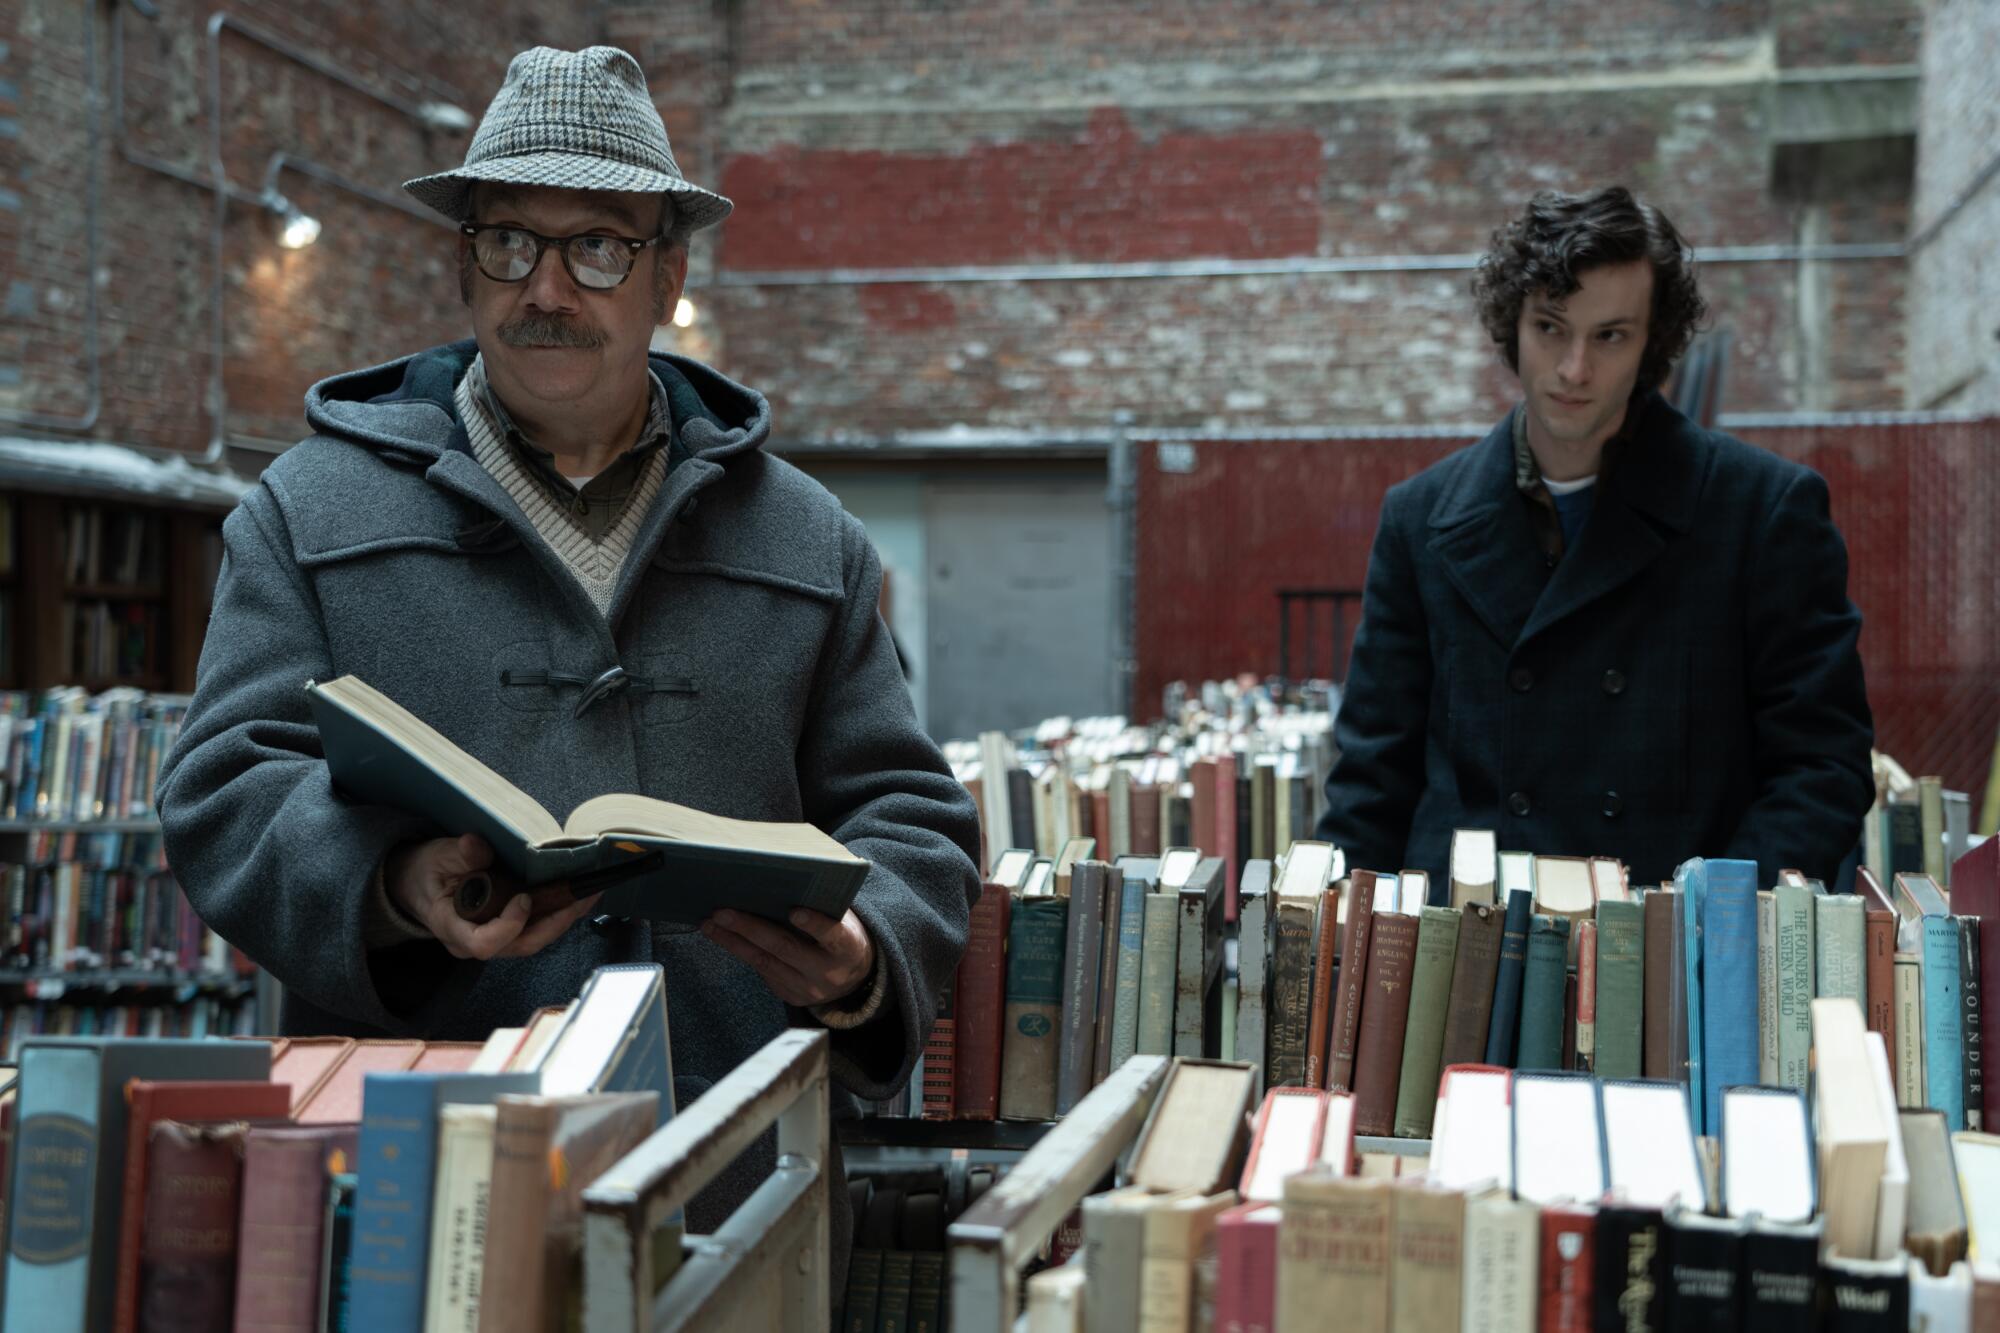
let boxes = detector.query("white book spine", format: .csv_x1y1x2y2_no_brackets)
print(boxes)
425,1105,499,1333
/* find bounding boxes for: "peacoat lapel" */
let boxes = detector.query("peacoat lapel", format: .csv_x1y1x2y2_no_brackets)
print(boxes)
1426,395,1707,653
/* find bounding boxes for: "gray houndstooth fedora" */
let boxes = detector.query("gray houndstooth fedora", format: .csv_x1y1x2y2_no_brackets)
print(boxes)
404,46,732,232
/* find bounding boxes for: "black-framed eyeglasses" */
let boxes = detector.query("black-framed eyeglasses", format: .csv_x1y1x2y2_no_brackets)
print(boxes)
461,223,661,290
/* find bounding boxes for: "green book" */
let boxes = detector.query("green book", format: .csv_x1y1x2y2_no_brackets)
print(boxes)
843,1250,884,1333
1514,915,1572,1071
877,1250,915,1333
997,897,1068,1121
1815,893,1865,1006
1393,906,1463,1137
907,1252,945,1333
1592,899,1646,1080
1135,892,1180,1057
1773,882,1817,1090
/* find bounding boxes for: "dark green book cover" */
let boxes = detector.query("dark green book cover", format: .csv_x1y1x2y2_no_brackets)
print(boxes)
998,896,1069,1121
877,1250,915,1333
842,1249,884,1333
1593,899,1646,1080
1514,915,1571,1071
1485,888,1534,1066
1392,905,1462,1137
908,1251,945,1333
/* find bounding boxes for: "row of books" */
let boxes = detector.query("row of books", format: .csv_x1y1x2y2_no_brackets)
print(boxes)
837,1167,997,1333
0,688,187,823
0,961,681,1333
1867,769,1979,891
910,829,1999,1148
3,856,243,984
62,504,166,590
64,601,165,685
0,994,257,1054
1026,1031,2000,1333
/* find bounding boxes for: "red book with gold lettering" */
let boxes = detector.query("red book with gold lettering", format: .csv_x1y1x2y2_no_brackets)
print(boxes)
954,882,1014,1120
138,1120,249,1333
113,1080,291,1333
1538,1205,1595,1333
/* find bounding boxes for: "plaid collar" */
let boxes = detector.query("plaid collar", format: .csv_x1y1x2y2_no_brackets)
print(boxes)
465,352,677,493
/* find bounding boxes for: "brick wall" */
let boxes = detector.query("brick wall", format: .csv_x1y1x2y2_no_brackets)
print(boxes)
0,0,595,453
1907,0,2000,411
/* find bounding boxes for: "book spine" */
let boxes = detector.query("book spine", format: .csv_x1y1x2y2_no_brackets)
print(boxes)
1213,1206,1277,1333
1349,912,1420,1137
1773,881,1817,1091
1463,1193,1539,1333
351,1078,443,1326
1536,1206,1594,1333
1589,1207,1664,1333
1267,899,1315,1088
1817,895,1866,1006
1514,916,1571,1073
1091,866,1127,1086
1662,1217,1742,1333
1485,889,1533,1067
1304,886,1343,1091
1677,861,1708,1135
1436,901,1503,1069
1236,885,1272,1093
1757,890,1779,1084
1923,915,1965,1127
478,1103,556,1332
999,897,1069,1121
1741,1225,1819,1333
1109,871,1147,1077
1574,921,1597,1073
1593,900,1645,1081
1057,864,1108,1115
877,1250,915,1333
843,1249,884,1333
1135,893,1180,1059
1216,754,1240,920
1007,768,1036,852
1921,776,1947,883
139,1122,247,1333
1173,885,1208,1060
954,884,1012,1120
1392,906,1462,1138
1700,860,1760,1134
1388,1183,1464,1331
1865,909,1898,1066
1821,1255,1910,1331
1,1044,101,1331
1966,916,1985,1132
920,988,957,1121
1956,840,2000,1129
421,1107,493,1333
1276,1178,1390,1331
908,1251,944,1333
1326,873,1378,1092
1894,952,1926,1107
234,1131,346,1333
1642,890,1674,1080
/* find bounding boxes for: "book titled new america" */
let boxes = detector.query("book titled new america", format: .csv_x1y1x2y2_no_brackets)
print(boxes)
305,674,869,926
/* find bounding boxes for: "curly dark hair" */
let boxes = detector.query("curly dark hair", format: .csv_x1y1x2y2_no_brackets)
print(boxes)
1471,186,1708,391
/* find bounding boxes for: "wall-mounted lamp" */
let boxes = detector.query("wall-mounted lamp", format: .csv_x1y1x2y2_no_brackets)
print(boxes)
416,101,476,134
673,298,698,329
264,192,322,249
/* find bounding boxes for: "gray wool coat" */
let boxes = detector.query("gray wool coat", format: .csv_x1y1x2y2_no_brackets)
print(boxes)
158,340,981,1248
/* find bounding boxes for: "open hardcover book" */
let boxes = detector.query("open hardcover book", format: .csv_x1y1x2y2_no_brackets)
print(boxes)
305,674,869,926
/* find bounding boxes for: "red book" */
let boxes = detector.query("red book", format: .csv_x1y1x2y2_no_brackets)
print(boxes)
954,882,1013,1120
1866,908,1898,1059
139,1121,249,1333
232,1125,358,1333
1574,921,1597,1073
1214,752,1240,920
1130,783,1163,856
294,1038,422,1124
1325,870,1379,1093
115,1079,292,1333
409,1041,485,1073
1191,757,1218,853
1952,838,2000,1129
1349,911,1420,1137
921,996,957,1121
1214,1201,1281,1333
1304,885,1344,1090
1538,1205,1595,1333
268,1036,354,1116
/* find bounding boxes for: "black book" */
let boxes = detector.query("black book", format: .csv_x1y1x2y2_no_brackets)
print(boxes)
1820,1252,1909,1332
1235,772,1253,881
1962,916,1985,1131
1593,1204,1667,1332
1887,802,1924,877
1007,767,1036,852
1664,1206,1743,1333
1742,1217,1821,1333
1056,861,1112,1115
1165,789,1193,849
1484,888,1534,1066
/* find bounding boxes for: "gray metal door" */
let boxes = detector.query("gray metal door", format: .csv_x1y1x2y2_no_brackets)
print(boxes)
923,475,1116,742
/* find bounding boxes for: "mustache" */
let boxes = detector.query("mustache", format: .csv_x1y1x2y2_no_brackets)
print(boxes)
498,312,606,349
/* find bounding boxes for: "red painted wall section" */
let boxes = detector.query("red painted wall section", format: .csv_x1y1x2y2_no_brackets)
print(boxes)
1134,420,2000,806
718,109,1323,269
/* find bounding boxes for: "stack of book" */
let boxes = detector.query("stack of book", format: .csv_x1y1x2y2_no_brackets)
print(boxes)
0,687,186,824
1030,1038,2000,1333
0,961,678,1333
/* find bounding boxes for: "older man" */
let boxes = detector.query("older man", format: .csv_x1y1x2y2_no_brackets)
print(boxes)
158,45,980,1280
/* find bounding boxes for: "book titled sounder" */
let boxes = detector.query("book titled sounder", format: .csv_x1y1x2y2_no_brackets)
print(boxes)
306,675,869,925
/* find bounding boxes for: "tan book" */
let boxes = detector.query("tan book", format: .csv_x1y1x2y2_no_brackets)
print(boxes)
425,1104,499,1332
1239,1087,1331,1203
1896,951,1927,1107
1590,858,1630,903
1026,1263,1087,1333
471,1027,527,1073
477,1091,659,1332
1085,1186,1188,1333
1812,998,1891,1260
1757,890,1780,1084
1138,1190,1236,1333
1278,1171,1391,1333
1903,1109,1970,1275
1389,1180,1466,1333
1951,1132,2000,1265
506,1002,577,1073
1130,1060,1257,1196
1460,1187,1538,1333
1531,855,1595,958
1865,1032,1912,1261
1448,829,1497,908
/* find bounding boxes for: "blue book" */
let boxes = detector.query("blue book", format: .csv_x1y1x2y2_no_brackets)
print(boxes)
1514,915,1572,1071
1924,915,1966,1128
0,1036,271,1333
1677,859,1709,1135
1108,865,1149,1071
349,1071,536,1331
1484,888,1535,1066
1698,858,1761,1137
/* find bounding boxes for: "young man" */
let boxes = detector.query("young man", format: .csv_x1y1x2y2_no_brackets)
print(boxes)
157,46,980,1279
1316,186,1874,891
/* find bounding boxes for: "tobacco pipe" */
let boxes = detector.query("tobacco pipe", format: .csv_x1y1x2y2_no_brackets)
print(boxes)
453,849,664,924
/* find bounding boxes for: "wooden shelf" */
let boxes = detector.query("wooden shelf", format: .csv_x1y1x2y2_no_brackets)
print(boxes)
0,967,255,1000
